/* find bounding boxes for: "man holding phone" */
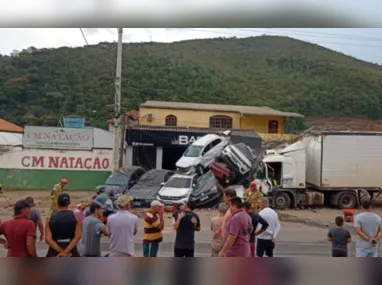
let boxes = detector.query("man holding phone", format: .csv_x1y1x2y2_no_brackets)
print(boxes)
172,201,201,257
354,200,382,257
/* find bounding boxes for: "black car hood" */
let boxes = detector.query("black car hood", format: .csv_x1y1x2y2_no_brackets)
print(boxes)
192,177,219,197
126,169,174,200
127,185,161,200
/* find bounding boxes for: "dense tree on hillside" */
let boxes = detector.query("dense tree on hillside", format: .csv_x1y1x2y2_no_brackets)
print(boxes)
0,36,382,132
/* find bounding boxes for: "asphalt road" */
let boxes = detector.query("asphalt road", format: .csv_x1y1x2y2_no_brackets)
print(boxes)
0,240,357,257
0,222,362,257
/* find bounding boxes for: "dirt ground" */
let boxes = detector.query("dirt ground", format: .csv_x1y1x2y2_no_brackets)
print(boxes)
1,190,381,229
0,190,95,220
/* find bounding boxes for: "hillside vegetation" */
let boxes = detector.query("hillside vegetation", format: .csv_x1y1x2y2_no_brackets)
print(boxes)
0,36,382,130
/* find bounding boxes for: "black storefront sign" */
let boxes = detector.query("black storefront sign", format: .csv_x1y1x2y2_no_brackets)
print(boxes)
126,129,206,147
126,128,262,152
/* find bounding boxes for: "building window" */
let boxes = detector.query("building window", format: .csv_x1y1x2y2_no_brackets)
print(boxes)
268,120,279,133
165,115,177,126
209,115,233,129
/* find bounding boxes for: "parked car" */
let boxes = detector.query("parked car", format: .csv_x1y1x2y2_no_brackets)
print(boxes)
210,143,256,185
127,169,175,208
157,171,223,209
176,133,230,175
95,166,145,196
157,173,198,208
189,171,223,207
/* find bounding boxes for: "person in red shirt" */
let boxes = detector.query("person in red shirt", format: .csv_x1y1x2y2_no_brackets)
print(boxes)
0,200,37,257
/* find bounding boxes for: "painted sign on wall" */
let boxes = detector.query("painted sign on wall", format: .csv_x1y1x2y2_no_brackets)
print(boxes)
0,148,112,171
0,147,112,190
21,155,110,170
23,126,93,150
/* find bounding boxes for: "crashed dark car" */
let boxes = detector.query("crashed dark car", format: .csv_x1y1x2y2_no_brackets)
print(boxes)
127,169,175,208
95,167,146,196
190,171,222,208
210,143,256,186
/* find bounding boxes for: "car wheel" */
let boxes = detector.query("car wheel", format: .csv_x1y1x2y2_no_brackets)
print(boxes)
196,165,205,175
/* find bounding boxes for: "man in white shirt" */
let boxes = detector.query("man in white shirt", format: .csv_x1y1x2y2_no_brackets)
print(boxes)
107,195,138,257
256,198,281,257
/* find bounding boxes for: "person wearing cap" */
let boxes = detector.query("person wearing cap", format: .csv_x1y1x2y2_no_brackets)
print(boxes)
107,195,138,257
172,201,201,257
79,202,110,257
47,178,68,218
210,202,229,257
25,197,44,242
243,181,262,212
0,200,37,257
45,193,81,257
143,200,165,257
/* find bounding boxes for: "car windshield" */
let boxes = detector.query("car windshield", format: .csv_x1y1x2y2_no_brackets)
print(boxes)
165,177,192,188
253,163,266,180
184,145,203,157
105,173,130,186
195,172,214,188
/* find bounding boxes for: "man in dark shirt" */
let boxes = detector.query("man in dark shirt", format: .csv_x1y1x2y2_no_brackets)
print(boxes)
243,201,269,257
25,197,44,242
172,201,201,257
328,216,352,257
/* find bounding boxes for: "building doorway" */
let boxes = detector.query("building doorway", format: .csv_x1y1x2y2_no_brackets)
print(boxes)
132,146,156,170
162,146,187,170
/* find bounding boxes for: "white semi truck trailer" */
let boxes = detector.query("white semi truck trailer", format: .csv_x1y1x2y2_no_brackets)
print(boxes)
253,132,382,209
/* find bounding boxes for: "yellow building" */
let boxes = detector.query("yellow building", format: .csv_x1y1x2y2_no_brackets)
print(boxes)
139,101,303,141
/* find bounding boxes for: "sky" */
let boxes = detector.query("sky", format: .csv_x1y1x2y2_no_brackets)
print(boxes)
1,28,382,65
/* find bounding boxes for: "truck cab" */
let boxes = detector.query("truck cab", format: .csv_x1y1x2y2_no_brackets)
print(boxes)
252,141,307,209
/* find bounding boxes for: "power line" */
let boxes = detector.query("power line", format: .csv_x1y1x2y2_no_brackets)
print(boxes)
178,28,382,49
79,28,89,46
260,28,382,43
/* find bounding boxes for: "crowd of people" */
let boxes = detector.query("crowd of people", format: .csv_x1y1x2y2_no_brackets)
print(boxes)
0,177,381,257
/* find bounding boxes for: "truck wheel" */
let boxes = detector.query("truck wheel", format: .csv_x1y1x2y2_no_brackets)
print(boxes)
338,193,356,209
274,192,291,210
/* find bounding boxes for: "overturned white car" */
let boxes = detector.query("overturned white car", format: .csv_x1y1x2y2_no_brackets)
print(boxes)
175,132,230,175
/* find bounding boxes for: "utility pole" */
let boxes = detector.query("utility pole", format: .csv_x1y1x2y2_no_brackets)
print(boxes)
112,28,124,172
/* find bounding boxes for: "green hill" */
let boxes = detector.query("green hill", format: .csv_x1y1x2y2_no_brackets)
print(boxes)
1,36,382,130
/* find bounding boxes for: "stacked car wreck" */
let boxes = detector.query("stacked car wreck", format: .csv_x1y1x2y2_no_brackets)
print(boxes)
184,130,382,211
96,129,382,210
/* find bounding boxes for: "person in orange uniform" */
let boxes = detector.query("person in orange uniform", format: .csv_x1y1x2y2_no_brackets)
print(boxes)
243,181,262,212
47,178,68,218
